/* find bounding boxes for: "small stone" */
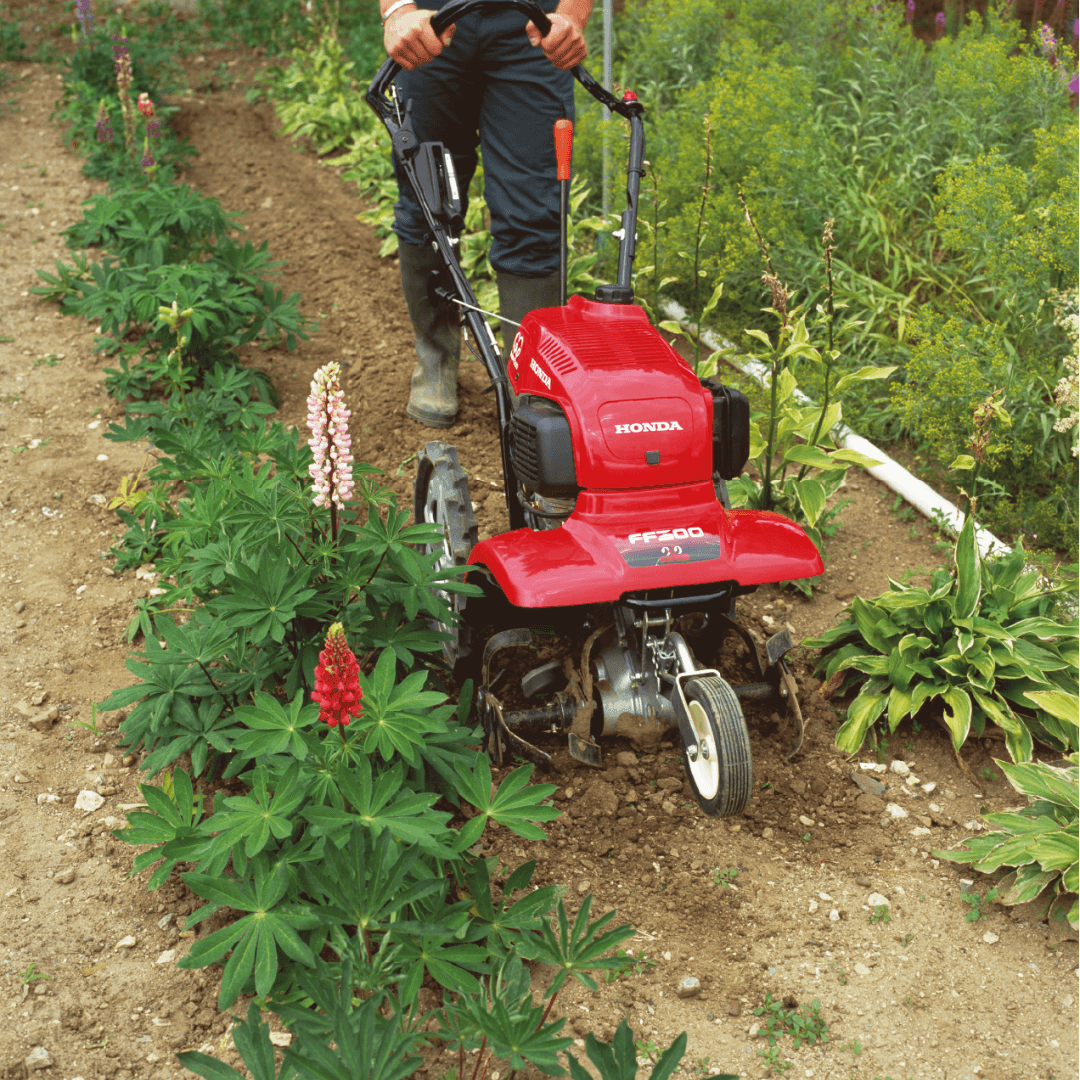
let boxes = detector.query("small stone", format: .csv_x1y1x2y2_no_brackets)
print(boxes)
905,774,920,786
102,753,118,768
829,909,840,922
676,976,702,999
983,932,999,944
761,827,774,839
60,662,74,675
158,913,176,930
889,760,911,777
115,935,137,950
799,815,814,827
853,962,871,976
53,867,75,884
25,1047,52,1071
615,751,638,768
851,770,887,797
808,900,819,914
37,793,61,806
14,619,27,628
886,803,909,820
921,781,937,794
29,707,59,732
75,790,105,812
576,880,590,895
30,690,47,707
13,773,31,784
818,891,833,901
724,1000,742,1017
269,1032,293,1047
14,600,26,613
911,827,932,837
156,950,177,965
855,875,872,888
868,892,890,909
34,984,48,996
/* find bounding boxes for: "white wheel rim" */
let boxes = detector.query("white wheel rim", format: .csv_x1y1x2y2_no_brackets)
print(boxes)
686,699,719,800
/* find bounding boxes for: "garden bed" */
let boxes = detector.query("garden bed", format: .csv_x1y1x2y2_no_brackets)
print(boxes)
0,29,1077,1080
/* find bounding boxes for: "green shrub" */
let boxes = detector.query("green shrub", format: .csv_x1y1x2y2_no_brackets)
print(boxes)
806,516,1080,764
935,750,1078,934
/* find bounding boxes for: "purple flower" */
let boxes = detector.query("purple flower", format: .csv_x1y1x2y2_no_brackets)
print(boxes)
141,151,156,174
1070,72,1079,93
76,0,94,38
94,100,113,143
1074,18,1078,38
935,10,946,32
1037,24,1058,54
905,0,915,23
111,35,131,82
147,119,161,138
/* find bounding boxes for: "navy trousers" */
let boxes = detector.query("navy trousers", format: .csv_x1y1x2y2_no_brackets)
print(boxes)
391,0,574,277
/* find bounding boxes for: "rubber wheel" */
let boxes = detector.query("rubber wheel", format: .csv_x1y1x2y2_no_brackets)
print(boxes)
414,442,478,668
680,674,753,817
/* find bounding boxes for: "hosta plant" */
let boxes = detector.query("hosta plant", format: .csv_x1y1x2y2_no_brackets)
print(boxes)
806,516,1080,764
934,746,1079,934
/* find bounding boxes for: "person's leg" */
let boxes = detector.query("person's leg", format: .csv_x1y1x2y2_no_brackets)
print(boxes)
476,3,574,366
392,15,484,426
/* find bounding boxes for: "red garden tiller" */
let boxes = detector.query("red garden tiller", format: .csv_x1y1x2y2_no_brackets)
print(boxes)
367,0,822,816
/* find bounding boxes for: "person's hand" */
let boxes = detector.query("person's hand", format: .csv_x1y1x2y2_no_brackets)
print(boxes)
524,11,587,70
384,7,455,70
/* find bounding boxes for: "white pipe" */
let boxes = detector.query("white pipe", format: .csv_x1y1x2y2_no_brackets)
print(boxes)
662,300,1013,560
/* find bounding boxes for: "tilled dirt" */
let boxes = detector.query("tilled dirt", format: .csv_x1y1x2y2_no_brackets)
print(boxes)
0,23,1077,1080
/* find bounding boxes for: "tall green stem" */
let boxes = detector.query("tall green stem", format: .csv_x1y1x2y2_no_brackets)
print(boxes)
691,117,713,372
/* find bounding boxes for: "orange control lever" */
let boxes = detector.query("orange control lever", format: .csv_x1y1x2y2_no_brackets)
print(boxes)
554,118,573,181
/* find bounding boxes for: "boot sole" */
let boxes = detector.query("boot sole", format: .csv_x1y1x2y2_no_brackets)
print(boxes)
406,404,457,429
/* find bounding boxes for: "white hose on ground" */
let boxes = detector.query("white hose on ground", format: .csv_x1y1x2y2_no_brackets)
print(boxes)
662,300,1013,560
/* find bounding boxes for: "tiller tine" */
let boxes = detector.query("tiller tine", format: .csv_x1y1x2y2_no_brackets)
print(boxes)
721,620,806,759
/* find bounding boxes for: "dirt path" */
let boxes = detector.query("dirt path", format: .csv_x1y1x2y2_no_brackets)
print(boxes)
0,38,1077,1080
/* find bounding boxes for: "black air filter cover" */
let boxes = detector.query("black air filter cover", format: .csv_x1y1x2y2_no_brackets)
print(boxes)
510,397,578,497
701,379,750,480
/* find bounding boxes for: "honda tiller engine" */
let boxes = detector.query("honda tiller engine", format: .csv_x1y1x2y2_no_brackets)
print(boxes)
367,0,822,817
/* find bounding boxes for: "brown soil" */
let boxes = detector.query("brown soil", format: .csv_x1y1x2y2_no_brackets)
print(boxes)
0,22,1077,1080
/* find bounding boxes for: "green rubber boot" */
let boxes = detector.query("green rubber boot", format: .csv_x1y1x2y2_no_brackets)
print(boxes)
399,241,460,429
497,269,561,410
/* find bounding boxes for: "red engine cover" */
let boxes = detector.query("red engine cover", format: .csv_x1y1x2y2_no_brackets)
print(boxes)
470,483,823,608
479,295,825,608
507,294,712,489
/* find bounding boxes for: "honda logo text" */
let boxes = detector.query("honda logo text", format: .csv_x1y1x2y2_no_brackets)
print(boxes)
613,421,684,433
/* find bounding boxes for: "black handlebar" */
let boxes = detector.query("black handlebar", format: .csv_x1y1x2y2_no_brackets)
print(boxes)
430,0,551,38
367,0,643,123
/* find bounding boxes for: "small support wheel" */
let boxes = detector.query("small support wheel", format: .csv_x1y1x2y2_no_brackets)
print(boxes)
680,674,753,817
415,442,478,668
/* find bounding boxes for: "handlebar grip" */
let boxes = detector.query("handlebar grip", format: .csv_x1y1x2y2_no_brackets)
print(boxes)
554,119,572,181
430,0,552,39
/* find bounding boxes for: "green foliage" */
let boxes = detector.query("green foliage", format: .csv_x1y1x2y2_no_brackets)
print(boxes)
248,25,372,155
568,1021,689,1080
867,903,891,925
726,292,890,593
574,0,1079,561
0,17,27,60
752,994,828,1051
806,517,1080,763
958,886,1000,923
710,866,739,888
935,753,1078,932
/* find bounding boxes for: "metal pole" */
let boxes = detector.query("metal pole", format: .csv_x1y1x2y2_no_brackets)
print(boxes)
601,0,613,225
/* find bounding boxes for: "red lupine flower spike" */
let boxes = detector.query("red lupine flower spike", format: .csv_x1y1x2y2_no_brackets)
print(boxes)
312,623,363,733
